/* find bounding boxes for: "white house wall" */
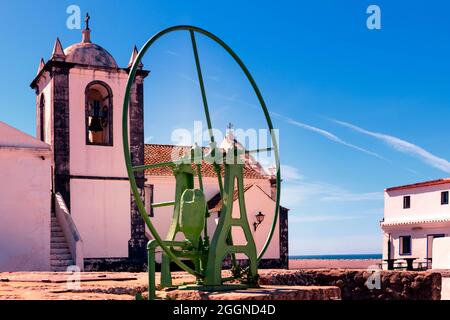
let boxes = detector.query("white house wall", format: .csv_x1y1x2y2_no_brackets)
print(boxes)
432,237,450,269
383,225,450,261
383,183,450,263
384,183,450,222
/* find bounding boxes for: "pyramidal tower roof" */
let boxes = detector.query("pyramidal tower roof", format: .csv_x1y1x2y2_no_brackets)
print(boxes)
51,38,66,61
37,58,45,75
128,45,143,69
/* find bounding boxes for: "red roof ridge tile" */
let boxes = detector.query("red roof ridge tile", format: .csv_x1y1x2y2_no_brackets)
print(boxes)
385,178,450,192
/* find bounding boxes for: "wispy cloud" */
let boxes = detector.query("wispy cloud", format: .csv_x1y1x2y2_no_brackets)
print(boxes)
282,178,383,208
270,112,384,159
179,73,199,85
289,207,383,224
201,93,383,161
321,191,384,202
289,214,366,223
165,50,180,56
208,75,220,82
333,119,450,173
281,165,304,181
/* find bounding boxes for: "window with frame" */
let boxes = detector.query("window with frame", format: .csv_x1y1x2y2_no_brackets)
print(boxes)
399,236,411,255
441,191,449,205
85,81,113,146
403,195,410,209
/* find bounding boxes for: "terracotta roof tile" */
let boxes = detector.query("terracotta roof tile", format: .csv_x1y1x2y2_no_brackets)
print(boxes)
144,144,269,180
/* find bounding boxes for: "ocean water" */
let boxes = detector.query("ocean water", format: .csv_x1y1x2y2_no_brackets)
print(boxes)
290,254,382,260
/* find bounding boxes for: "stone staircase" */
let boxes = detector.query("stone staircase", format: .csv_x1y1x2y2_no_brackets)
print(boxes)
50,215,74,271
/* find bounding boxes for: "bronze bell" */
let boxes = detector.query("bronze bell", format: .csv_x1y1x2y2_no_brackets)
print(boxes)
88,101,104,132
88,116,103,132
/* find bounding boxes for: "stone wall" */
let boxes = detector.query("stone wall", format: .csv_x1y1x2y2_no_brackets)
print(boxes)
258,269,441,300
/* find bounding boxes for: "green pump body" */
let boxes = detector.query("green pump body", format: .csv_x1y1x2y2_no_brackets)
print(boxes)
180,188,206,249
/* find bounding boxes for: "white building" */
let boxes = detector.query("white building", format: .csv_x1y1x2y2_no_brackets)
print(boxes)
0,122,51,271
0,18,288,271
381,179,450,269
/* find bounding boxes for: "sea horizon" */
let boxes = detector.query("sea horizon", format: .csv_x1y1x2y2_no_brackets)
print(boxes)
290,254,382,260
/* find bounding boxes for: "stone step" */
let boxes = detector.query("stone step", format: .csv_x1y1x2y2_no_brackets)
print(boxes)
51,231,64,237
51,260,74,267
51,242,69,249
51,248,70,255
51,266,73,272
51,253,72,260
51,226,61,232
51,236,66,243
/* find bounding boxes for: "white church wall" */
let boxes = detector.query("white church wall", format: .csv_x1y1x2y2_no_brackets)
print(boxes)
147,176,223,242
0,149,51,271
34,72,52,146
66,67,134,259
36,79,53,146
231,185,280,260
42,82,53,145
70,179,131,258
68,68,129,178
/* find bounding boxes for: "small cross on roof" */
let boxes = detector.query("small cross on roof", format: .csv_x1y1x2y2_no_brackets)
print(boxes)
85,13,90,30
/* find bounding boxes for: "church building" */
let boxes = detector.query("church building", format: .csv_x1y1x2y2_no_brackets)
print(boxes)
0,17,288,272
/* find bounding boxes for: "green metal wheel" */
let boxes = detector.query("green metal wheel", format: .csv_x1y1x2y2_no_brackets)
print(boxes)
122,25,281,279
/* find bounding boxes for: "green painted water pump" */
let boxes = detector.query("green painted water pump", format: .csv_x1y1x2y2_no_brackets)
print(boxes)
122,26,281,300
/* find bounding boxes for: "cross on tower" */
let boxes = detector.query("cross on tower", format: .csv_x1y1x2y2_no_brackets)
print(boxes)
85,13,90,30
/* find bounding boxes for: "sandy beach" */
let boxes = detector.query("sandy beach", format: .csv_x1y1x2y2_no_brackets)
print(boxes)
289,259,381,270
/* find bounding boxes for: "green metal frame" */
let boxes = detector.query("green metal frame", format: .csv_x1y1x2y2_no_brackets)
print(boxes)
122,25,281,299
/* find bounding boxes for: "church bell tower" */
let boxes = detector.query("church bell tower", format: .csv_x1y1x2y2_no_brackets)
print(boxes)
30,14,149,269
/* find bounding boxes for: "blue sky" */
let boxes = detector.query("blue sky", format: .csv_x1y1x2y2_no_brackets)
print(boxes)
1,0,450,255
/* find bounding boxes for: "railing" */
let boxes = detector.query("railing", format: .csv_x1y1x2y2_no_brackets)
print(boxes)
54,192,84,271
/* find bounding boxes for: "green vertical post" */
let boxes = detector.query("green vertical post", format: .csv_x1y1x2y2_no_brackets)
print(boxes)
204,158,258,286
189,30,214,143
147,240,156,300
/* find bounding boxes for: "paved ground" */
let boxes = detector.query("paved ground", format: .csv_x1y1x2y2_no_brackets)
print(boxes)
0,271,193,300
1,270,448,300
0,270,342,300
